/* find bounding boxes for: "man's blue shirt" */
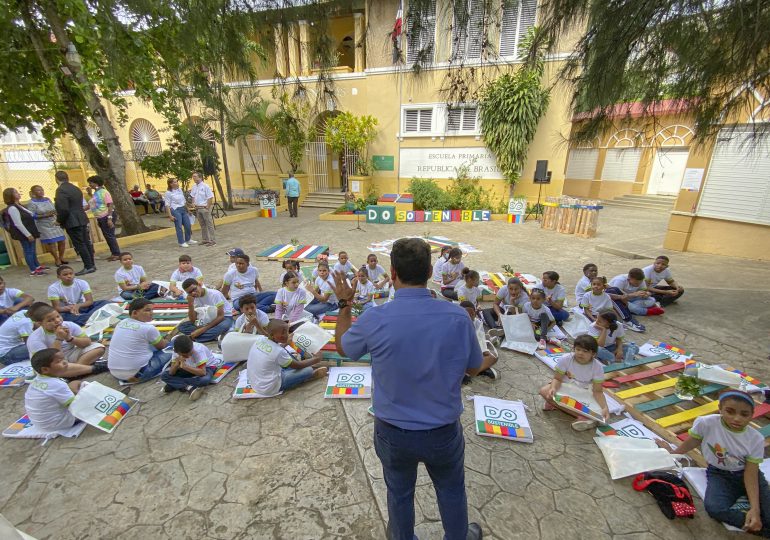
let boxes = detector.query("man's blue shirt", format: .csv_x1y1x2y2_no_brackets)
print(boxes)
341,287,482,430
285,177,300,197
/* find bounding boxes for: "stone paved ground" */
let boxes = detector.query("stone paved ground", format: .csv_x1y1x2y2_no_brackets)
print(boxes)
1,204,768,539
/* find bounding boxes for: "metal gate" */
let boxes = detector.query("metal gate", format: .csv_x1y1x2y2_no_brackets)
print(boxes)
304,139,329,192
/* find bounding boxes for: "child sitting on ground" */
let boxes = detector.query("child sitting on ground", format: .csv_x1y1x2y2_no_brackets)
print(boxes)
460,301,499,382
274,271,309,322
0,275,34,325
168,254,203,299
115,252,159,300
432,246,451,284
107,298,170,383
222,253,262,311
48,265,109,326
575,263,598,307
27,304,105,369
333,251,356,279
179,279,234,343
440,248,465,300
523,289,556,349
0,310,33,365
279,259,304,287
580,276,614,322
25,348,83,431
607,268,663,332
589,312,634,365
455,268,481,308
658,390,770,535
350,266,375,311
541,271,569,323
305,263,339,318
160,334,217,400
643,255,685,306
232,294,269,334
482,277,529,336
539,334,609,431
365,254,390,290
246,319,327,398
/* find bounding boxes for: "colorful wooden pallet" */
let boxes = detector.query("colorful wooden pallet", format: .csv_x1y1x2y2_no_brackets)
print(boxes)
479,271,541,300
255,244,329,262
601,352,770,466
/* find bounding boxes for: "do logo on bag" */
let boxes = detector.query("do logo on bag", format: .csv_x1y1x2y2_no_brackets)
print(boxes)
337,373,365,385
483,406,520,428
94,394,118,414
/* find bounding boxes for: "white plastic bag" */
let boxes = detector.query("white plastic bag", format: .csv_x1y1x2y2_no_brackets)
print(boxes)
221,332,262,362
594,436,678,480
562,308,591,338
83,303,126,336
291,322,332,354
69,382,137,434
500,313,538,355
195,305,219,326
697,365,744,388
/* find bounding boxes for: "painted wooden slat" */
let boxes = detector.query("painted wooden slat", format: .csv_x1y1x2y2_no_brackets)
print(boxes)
603,354,670,373
603,363,684,388
657,401,720,428
615,378,678,400
635,383,725,413
677,403,770,440
257,244,283,257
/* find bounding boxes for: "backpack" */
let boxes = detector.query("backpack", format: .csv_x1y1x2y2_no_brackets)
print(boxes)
633,471,696,519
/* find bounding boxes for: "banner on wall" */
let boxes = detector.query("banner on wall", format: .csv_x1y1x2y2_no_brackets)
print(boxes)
400,148,504,179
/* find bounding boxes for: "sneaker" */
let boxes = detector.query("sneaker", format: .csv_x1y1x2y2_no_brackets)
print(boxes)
179,243,190,248
487,328,505,338
30,268,48,276
624,320,646,333
489,336,501,347
467,522,483,540
90,361,109,375
654,301,662,308
161,384,175,394
462,374,472,385
646,306,665,316
479,367,499,380
187,240,199,245
571,419,597,431
367,405,375,417
189,387,204,401
537,339,547,350
38,265,50,270
547,337,562,346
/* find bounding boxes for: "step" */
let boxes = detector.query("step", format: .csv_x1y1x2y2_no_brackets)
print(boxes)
618,194,677,203
602,200,673,211
306,192,347,199
301,201,343,208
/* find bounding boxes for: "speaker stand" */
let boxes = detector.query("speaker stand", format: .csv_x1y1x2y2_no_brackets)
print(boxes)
525,182,545,221
349,211,366,232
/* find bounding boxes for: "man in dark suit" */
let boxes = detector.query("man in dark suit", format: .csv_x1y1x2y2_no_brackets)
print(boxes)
55,171,96,275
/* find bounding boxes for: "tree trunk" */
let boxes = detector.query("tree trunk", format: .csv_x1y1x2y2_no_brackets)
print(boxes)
41,1,148,235
218,109,234,209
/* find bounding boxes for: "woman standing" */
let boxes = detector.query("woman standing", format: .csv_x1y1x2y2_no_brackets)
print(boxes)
1,188,45,275
28,185,68,267
163,178,196,248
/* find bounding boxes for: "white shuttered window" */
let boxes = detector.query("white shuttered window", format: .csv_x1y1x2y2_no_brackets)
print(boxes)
500,0,537,58
565,149,599,180
447,106,478,133
403,108,434,134
406,0,437,64
601,148,643,182
452,0,486,60
697,127,770,225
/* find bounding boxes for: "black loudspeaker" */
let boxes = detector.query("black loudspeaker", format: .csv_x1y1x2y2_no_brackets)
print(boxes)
534,160,550,184
202,155,218,176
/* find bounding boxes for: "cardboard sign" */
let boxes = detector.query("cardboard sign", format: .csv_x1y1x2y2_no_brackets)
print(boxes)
474,396,533,443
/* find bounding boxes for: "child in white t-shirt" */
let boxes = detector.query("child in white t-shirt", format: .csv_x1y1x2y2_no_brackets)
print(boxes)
232,294,269,334
455,268,481,308
541,270,569,323
107,298,170,382
279,259,304,287
431,246,451,284
440,248,465,300
580,276,614,321
160,335,218,400
0,310,33,365
482,277,529,334
305,264,339,318
333,251,356,279
574,263,598,307
274,271,308,322
0,276,34,325
589,312,635,365
246,320,326,398
659,390,770,534
643,255,685,306
115,252,159,300
27,304,105,368
222,253,261,311
25,348,83,431
460,301,499,382
351,267,375,311
539,334,609,431
523,289,556,349
169,254,203,298
48,265,109,326
365,254,390,290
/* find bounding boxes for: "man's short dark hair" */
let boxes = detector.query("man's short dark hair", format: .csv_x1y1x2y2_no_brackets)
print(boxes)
182,278,199,290
173,334,194,354
628,268,645,280
87,175,104,187
55,170,69,183
391,238,431,286
128,298,152,314
31,348,59,374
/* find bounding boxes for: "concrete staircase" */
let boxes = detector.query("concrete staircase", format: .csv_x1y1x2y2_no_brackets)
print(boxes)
301,191,347,209
602,194,677,211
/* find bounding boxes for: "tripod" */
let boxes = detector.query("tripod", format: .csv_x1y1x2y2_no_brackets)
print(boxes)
525,181,546,221
207,173,227,219
349,211,366,232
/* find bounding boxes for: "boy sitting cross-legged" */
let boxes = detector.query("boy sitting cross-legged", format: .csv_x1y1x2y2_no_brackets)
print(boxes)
25,348,84,431
178,278,234,343
27,303,106,372
107,298,171,383
160,334,216,400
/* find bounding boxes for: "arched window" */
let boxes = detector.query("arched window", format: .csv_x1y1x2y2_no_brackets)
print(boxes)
653,125,694,147
129,119,162,160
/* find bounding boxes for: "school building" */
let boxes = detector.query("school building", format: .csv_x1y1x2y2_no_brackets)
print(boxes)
1,0,768,260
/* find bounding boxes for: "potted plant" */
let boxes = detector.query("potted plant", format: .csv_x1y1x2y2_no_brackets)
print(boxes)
324,112,378,194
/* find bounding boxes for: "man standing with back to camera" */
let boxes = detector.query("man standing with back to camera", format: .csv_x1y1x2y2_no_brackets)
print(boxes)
54,170,96,275
332,237,484,540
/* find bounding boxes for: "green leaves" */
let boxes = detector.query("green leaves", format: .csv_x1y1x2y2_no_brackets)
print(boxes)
323,112,378,156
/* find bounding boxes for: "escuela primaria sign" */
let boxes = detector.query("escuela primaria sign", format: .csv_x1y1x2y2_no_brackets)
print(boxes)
400,147,504,180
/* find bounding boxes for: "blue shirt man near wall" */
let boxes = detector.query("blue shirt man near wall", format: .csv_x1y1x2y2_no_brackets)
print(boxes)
332,237,484,540
284,172,301,218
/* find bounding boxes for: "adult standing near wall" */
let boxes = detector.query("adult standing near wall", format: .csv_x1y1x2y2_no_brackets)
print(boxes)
332,237,484,540
164,178,196,248
86,176,121,261
27,185,67,267
285,171,300,218
54,171,96,276
1,188,45,276
190,171,216,246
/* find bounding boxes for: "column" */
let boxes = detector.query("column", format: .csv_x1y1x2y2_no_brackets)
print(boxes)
353,12,364,72
298,20,310,76
287,22,300,77
274,23,287,77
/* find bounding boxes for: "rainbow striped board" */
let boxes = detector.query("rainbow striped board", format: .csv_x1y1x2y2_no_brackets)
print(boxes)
212,361,241,383
0,361,34,388
3,414,32,436
67,381,137,434
256,244,329,262
474,396,533,443
479,271,541,300
638,340,693,363
2,414,87,439
232,370,263,399
324,367,371,399
95,399,135,432
553,382,607,424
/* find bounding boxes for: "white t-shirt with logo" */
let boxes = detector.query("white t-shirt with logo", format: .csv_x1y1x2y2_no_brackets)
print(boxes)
543,283,567,307
47,279,91,306
333,261,354,275
354,280,375,304
523,302,555,324
175,341,217,371
609,274,647,295
497,287,528,309
246,335,294,397
114,265,147,293
0,287,24,309
555,353,605,389
580,291,614,316
194,288,233,316
107,318,163,380
689,414,764,472
27,322,86,356
366,264,387,283
643,265,673,287
223,266,259,301
588,321,625,348
170,267,203,287
574,275,592,307
314,276,338,304
440,261,465,288
25,375,77,430
234,311,269,334
455,283,481,305
0,310,33,357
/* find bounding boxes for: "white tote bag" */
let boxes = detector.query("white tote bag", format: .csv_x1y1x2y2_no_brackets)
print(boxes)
562,308,591,338
221,332,262,362
291,322,332,354
68,382,137,434
594,436,679,480
500,314,538,355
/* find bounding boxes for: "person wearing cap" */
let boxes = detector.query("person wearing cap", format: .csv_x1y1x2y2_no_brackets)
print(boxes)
658,390,770,534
